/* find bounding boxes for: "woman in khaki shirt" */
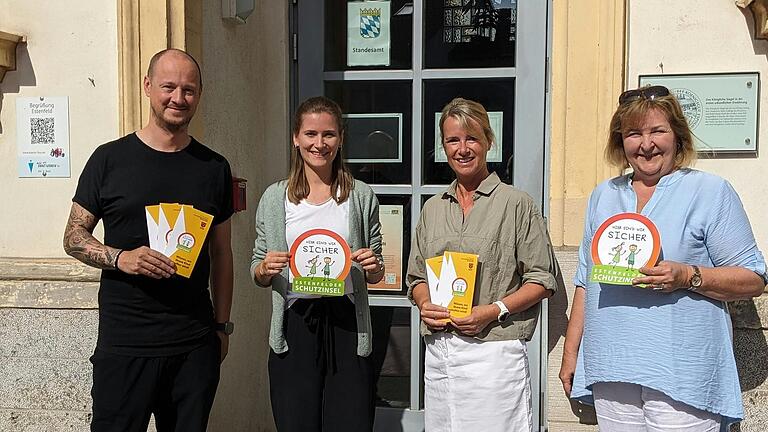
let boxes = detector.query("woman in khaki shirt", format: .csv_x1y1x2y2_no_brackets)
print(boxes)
407,98,559,432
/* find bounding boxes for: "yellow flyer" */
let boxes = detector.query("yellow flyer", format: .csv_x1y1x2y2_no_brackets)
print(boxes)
166,205,214,278
426,252,479,319
440,251,478,318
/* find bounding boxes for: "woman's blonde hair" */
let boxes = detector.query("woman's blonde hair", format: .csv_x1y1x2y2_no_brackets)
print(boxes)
287,96,354,204
439,97,495,149
605,88,696,171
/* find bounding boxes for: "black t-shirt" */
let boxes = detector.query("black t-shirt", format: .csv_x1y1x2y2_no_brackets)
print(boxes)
73,133,233,356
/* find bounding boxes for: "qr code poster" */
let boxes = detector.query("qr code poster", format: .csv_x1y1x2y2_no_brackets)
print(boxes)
367,204,404,292
16,96,70,178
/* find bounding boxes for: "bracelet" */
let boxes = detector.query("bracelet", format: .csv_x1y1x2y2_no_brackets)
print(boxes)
114,249,124,270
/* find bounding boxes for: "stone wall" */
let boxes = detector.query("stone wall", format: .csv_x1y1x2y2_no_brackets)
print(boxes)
0,258,157,431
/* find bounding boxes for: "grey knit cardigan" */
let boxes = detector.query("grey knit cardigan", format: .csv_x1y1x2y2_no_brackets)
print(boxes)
249,179,382,356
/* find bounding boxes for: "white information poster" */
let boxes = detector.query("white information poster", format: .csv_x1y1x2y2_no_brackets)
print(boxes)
16,96,70,178
347,1,391,67
434,111,503,163
368,204,404,291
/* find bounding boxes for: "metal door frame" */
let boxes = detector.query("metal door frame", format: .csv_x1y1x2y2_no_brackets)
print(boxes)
291,1,552,429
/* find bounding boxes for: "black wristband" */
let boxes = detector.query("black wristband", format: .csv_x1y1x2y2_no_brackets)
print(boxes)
114,249,124,270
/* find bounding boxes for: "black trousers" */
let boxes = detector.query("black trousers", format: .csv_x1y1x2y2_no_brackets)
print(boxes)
90,333,221,432
269,297,375,432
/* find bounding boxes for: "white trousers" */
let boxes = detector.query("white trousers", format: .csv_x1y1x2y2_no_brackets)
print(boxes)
592,382,722,432
424,333,533,432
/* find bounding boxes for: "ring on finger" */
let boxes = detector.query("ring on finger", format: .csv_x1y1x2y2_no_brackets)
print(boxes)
652,284,664,291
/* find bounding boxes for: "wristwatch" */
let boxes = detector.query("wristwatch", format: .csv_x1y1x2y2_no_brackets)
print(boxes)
214,321,235,335
688,265,702,292
493,300,510,323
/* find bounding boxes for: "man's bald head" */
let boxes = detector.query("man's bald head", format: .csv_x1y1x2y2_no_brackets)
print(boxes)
146,49,203,90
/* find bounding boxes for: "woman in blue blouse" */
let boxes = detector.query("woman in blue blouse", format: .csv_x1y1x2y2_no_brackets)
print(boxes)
559,85,767,431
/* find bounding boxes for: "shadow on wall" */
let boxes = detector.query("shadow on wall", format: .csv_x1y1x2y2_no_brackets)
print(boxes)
0,42,37,133
548,255,598,425
739,6,768,57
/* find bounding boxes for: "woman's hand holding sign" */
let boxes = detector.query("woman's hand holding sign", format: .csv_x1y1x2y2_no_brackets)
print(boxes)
352,248,385,283
632,260,691,293
255,251,291,286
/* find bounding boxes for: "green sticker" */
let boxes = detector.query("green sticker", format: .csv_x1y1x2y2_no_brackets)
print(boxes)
292,277,345,296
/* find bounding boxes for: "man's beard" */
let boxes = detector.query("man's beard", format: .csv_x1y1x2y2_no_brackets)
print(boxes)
153,106,191,132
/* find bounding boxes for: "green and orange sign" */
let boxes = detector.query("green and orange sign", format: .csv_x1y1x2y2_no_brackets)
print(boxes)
289,229,352,296
589,213,661,285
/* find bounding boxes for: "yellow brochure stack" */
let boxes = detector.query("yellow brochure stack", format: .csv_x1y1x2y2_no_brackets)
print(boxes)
426,251,479,319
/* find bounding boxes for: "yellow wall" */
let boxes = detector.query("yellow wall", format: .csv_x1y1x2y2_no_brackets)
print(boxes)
549,0,625,247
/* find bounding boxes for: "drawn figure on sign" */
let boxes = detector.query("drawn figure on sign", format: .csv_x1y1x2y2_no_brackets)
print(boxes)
306,255,319,277
626,244,641,269
610,242,625,267
322,256,335,280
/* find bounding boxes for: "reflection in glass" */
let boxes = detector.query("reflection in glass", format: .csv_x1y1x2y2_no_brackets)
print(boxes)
371,306,412,408
326,80,412,184
425,0,517,68
422,79,515,185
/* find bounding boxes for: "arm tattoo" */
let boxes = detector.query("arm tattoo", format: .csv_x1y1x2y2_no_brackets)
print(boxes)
63,203,120,270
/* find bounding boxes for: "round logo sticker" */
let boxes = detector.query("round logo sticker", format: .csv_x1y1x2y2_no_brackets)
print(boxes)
176,232,195,252
451,277,468,297
289,229,352,296
589,213,661,285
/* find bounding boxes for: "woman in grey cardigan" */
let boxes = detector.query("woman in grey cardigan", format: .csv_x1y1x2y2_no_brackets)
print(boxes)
250,96,384,432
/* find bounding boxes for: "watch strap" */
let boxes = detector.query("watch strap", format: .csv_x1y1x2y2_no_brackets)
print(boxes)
688,265,702,292
214,321,234,335
493,300,510,322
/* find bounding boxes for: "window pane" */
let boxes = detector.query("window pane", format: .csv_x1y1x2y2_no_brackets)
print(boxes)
371,306,413,408
422,79,515,185
325,80,413,184
424,0,517,69
325,0,413,71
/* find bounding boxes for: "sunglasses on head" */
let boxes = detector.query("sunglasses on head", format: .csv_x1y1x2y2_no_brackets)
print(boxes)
618,85,671,105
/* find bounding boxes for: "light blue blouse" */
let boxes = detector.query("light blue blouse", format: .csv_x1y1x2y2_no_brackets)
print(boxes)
571,168,767,427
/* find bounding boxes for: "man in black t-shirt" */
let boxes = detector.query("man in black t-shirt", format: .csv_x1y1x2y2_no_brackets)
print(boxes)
64,49,234,432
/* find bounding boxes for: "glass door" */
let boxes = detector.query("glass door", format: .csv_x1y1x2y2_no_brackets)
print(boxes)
292,1,550,429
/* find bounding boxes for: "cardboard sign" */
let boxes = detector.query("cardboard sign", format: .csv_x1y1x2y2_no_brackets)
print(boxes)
589,213,661,285
289,229,352,296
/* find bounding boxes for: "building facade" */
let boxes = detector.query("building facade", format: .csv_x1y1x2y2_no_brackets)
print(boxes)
1,1,767,431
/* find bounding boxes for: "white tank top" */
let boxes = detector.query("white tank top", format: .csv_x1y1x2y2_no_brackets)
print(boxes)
284,192,353,306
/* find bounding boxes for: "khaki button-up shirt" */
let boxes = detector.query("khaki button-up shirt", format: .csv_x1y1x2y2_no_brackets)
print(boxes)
406,172,559,341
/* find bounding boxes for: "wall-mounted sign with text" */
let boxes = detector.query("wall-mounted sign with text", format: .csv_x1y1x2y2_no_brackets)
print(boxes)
347,1,391,66
639,72,759,155
16,96,71,178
